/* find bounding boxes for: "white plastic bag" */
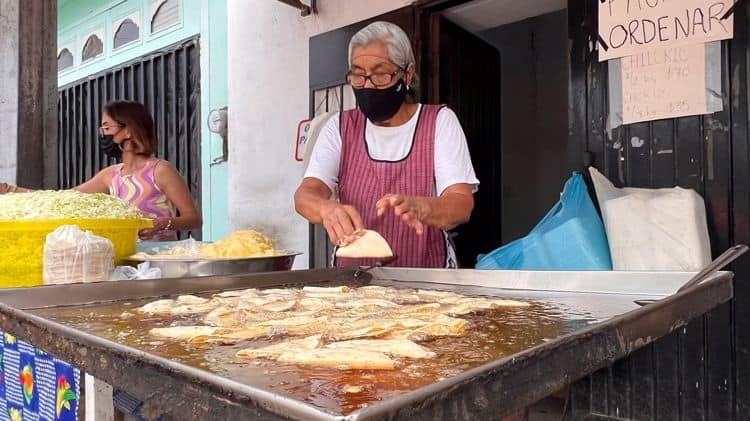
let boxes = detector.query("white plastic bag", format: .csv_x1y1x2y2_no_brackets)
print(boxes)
145,238,203,258
109,262,162,281
589,167,711,271
43,225,115,284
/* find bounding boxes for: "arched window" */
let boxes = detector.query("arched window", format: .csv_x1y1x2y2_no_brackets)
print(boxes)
151,0,180,34
114,18,140,49
81,34,103,62
57,48,74,71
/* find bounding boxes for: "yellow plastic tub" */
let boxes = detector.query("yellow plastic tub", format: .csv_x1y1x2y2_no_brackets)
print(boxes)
0,219,153,287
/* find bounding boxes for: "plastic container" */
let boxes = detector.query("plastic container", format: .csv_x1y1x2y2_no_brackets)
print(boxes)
0,218,152,287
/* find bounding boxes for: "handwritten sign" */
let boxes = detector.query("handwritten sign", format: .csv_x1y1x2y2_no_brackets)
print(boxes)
621,43,707,124
599,0,734,61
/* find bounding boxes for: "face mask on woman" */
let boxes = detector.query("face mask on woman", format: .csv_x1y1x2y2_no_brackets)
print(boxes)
99,134,122,159
353,78,407,122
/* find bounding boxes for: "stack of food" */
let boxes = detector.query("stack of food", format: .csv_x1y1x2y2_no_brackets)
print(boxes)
135,285,531,370
133,230,281,260
43,225,114,285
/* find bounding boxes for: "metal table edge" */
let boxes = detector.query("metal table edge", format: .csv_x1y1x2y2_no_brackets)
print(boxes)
346,271,734,420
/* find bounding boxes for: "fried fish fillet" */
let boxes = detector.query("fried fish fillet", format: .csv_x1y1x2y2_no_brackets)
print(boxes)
236,335,323,359
297,298,336,311
239,296,283,306
215,288,259,298
353,285,394,296
260,300,297,312
204,305,250,327
334,230,393,259
383,315,469,342
416,289,464,304
302,286,350,294
176,295,209,305
189,325,273,344
324,339,436,359
447,298,530,316
149,325,218,340
334,299,399,309
323,321,400,342
167,302,223,316
409,315,469,340
277,349,395,370
395,303,442,314
258,315,330,336
136,299,175,314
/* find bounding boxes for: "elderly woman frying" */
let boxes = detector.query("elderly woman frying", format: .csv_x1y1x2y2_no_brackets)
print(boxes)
295,21,479,268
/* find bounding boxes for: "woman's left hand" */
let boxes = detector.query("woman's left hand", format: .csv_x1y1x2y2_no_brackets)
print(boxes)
375,194,428,235
139,218,172,239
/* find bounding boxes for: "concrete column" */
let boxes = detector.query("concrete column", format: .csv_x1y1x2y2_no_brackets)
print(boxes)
0,0,57,188
84,374,114,421
0,0,20,184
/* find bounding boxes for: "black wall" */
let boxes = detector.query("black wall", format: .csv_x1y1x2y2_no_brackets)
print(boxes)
479,10,570,244
569,0,750,419
435,17,502,267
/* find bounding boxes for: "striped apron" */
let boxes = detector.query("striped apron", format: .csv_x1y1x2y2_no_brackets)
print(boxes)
335,104,454,268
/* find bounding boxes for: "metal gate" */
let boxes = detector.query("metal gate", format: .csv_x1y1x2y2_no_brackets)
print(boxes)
56,37,202,238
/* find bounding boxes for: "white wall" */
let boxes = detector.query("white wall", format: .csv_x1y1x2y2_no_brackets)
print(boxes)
227,0,412,268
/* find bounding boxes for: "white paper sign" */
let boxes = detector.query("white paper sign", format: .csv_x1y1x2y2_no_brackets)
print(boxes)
599,0,734,61
621,43,707,124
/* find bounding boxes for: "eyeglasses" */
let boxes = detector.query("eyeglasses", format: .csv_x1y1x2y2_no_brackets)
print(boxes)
99,123,124,136
346,69,404,88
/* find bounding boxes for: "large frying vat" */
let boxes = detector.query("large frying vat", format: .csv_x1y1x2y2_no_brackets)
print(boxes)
0,267,733,420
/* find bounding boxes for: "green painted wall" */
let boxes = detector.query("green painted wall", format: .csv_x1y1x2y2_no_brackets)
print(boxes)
199,0,229,241
57,0,228,240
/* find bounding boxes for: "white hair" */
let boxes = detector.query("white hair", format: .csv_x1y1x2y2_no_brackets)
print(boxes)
348,21,419,95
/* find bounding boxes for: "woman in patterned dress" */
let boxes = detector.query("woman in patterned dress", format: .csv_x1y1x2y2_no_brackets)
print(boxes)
0,100,201,240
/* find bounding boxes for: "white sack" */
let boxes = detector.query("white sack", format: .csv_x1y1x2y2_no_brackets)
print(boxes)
589,167,711,271
109,262,162,281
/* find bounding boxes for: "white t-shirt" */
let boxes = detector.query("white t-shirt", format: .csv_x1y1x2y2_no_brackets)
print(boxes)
304,104,480,196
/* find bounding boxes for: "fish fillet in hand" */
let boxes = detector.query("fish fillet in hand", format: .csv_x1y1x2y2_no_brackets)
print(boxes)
335,230,393,259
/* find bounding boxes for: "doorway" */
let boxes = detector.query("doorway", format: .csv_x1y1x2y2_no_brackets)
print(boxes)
423,0,570,266
306,1,570,269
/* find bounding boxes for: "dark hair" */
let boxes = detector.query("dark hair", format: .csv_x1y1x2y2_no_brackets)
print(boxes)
103,101,156,156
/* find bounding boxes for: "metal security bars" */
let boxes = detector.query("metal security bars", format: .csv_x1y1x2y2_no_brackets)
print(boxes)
56,37,202,238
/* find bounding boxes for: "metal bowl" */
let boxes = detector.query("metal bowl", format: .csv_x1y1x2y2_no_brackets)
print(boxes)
127,250,302,278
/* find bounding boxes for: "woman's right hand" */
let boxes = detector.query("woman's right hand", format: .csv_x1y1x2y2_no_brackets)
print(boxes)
319,201,365,246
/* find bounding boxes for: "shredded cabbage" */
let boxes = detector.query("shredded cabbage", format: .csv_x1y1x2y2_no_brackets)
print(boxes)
0,190,144,220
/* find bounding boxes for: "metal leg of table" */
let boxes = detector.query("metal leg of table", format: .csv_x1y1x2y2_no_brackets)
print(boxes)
85,374,115,421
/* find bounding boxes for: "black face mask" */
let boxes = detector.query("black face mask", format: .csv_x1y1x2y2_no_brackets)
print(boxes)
99,134,122,160
353,78,407,122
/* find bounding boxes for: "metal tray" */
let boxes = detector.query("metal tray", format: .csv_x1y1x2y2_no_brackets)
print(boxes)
0,268,733,420
127,250,302,277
